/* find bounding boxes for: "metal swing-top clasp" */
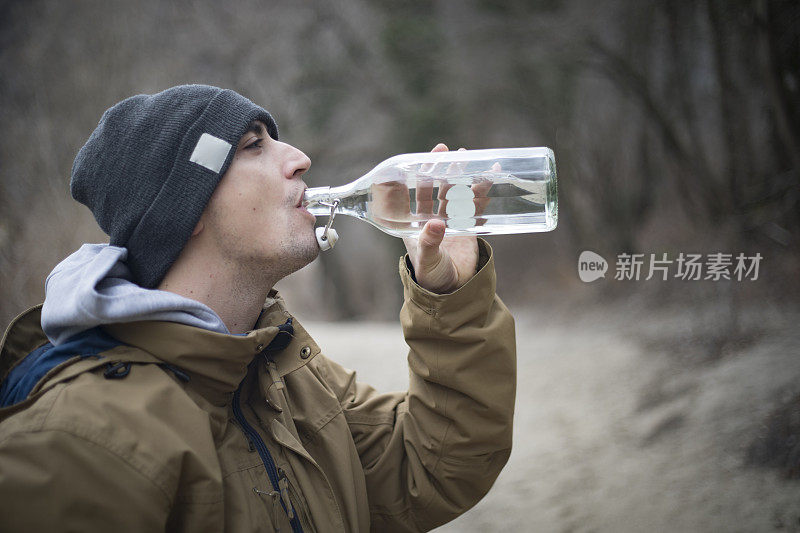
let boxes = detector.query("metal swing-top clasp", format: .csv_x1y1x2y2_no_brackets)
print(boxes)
315,199,340,251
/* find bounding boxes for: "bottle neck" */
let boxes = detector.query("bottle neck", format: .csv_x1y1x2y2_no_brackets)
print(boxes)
303,183,358,216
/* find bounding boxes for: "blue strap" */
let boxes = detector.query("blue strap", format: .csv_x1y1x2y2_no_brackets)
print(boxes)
0,328,122,407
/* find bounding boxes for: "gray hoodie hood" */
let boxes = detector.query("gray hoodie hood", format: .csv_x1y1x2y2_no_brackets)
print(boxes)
41,244,229,345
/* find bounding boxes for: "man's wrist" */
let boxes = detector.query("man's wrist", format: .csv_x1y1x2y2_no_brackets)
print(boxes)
400,238,494,298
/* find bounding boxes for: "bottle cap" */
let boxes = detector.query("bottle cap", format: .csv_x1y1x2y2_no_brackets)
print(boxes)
315,226,339,251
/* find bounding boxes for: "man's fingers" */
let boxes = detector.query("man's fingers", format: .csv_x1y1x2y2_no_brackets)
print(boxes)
413,219,462,293
419,219,445,250
416,219,446,267
416,143,448,217
419,143,448,174
472,162,497,218
437,182,453,217
436,147,466,217
373,181,411,217
417,178,434,215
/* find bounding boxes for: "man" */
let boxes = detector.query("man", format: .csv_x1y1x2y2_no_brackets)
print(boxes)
0,85,516,532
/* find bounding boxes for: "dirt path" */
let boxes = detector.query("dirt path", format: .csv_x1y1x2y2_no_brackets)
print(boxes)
305,301,800,532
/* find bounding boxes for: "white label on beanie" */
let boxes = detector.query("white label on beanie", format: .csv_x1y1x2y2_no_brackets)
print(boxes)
189,133,232,174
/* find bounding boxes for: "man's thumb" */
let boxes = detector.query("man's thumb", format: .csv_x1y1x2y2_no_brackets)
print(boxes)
417,220,445,266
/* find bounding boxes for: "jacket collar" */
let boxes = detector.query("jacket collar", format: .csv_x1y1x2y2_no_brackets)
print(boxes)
102,292,320,405
102,320,275,400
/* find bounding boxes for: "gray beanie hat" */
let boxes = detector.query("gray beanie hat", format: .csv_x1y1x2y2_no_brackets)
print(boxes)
71,84,278,288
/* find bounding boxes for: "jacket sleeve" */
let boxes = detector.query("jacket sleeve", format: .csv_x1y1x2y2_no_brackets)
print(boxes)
0,428,170,532
337,238,516,532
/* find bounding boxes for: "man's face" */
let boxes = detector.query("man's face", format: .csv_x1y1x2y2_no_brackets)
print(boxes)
198,120,319,276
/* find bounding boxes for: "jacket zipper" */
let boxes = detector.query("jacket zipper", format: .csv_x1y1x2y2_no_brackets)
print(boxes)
280,467,317,533
232,385,304,533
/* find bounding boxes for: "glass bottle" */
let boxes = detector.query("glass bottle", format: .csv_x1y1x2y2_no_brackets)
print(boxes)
303,147,557,248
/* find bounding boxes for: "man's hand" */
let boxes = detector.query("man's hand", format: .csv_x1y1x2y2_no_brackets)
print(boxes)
402,143,479,294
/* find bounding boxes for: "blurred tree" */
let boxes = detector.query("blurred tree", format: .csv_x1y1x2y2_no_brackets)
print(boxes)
584,0,799,250
1,0,798,325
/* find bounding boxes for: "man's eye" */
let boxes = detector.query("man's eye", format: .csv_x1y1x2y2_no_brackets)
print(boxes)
246,139,263,150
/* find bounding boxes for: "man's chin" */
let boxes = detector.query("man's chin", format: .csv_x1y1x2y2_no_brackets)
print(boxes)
305,243,321,264
296,235,321,267
278,227,322,273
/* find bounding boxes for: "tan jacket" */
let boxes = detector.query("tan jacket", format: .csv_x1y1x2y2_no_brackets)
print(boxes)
0,241,516,532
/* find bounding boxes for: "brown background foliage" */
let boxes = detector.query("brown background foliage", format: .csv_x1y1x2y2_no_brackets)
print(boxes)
1,0,797,323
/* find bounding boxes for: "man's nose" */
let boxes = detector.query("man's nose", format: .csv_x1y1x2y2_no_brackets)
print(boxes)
286,145,311,179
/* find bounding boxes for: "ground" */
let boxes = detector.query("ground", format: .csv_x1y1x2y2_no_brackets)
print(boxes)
305,298,800,532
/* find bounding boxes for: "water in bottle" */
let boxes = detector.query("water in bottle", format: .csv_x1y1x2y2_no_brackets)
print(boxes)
303,147,557,240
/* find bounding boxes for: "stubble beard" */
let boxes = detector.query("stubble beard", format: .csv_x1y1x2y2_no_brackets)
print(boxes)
206,200,320,288
277,229,320,278
231,228,319,287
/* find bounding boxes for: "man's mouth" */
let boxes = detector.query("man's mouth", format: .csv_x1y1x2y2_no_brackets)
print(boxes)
295,187,306,208
295,187,315,222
